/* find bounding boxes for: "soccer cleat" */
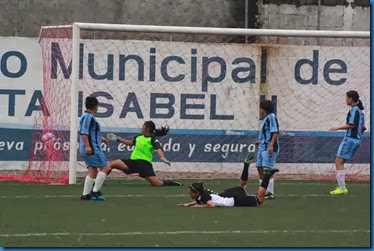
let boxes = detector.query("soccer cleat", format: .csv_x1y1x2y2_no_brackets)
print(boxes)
172,181,183,186
265,192,275,199
263,168,279,177
80,194,96,201
244,152,256,165
92,191,105,201
330,187,348,195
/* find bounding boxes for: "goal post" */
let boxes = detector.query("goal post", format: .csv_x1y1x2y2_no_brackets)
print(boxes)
25,23,372,184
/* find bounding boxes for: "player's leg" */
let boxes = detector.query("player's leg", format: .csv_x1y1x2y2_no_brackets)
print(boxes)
145,176,183,186
89,154,110,201
257,168,279,204
256,150,270,197
233,168,279,206
145,176,164,186
81,166,98,200
137,161,182,186
330,138,358,195
91,167,109,201
107,159,131,174
240,152,256,188
330,138,360,195
261,151,278,199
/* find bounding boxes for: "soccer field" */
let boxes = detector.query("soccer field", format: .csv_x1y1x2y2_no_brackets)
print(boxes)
0,179,370,247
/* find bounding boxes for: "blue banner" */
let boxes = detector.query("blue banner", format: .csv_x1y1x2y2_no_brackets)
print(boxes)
0,128,370,164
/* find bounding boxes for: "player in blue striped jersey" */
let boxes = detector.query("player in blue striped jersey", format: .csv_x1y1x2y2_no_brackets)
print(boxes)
254,100,279,199
329,90,366,195
79,96,110,201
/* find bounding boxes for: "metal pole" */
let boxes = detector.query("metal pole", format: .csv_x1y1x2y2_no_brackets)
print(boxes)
14,0,18,36
92,0,97,39
317,0,321,30
245,0,248,43
168,0,173,41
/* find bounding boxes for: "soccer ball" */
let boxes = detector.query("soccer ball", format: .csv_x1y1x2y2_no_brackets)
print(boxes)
42,132,56,142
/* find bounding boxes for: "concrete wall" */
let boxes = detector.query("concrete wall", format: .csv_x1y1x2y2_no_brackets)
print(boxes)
0,0,246,37
0,0,370,37
258,1,370,31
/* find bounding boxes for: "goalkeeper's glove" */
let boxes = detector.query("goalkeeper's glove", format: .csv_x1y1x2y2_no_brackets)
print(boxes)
107,133,121,142
160,157,171,166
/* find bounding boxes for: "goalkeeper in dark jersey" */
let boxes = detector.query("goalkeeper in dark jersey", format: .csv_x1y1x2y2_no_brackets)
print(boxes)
106,121,182,186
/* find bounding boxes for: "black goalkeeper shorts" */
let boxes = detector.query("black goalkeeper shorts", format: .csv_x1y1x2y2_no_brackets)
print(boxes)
121,159,156,178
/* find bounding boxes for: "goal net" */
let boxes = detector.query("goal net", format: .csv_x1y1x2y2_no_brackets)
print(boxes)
2,24,369,184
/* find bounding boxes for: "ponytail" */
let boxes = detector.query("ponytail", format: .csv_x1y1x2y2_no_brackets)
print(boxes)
144,121,169,136
357,99,365,110
154,126,169,136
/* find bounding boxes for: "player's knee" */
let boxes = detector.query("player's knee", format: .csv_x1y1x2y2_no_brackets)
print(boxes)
101,166,111,174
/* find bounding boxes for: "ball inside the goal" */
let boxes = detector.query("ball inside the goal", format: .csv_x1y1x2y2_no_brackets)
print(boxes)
42,132,56,142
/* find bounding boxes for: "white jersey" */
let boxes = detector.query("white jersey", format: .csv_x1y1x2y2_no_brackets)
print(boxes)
196,189,235,207
210,194,235,207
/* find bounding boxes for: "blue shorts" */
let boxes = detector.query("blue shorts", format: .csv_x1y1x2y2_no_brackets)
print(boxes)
82,154,107,168
337,137,361,160
256,150,278,169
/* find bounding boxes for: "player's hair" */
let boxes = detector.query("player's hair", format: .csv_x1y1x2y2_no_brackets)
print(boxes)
259,100,274,114
189,181,204,193
144,121,169,136
85,96,99,109
346,90,364,110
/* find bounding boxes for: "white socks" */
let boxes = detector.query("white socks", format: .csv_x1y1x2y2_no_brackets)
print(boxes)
83,176,95,195
259,178,274,194
267,178,274,194
93,171,107,192
336,170,346,190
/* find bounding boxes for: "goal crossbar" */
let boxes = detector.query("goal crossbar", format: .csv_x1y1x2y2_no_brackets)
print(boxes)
72,22,370,38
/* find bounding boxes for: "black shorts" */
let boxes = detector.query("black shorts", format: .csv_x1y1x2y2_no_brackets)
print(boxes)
121,159,156,178
219,186,259,207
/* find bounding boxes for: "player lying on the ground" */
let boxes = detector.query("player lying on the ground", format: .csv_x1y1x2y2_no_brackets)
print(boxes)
106,121,182,186
177,154,278,208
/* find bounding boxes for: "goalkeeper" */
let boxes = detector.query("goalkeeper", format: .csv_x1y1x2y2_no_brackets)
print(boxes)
107,121,182,186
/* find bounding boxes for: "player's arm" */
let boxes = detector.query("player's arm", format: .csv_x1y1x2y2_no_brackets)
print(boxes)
101,137,108,145
80,116,92,155
361,126,367,134
107,133,134,146
329,124,355,131
156,148,165,158
117,138,134,146
268,115,279,154
81,134,92,155
152,138,171,166
191,200,215,208
268,132,279,155
331,109,359,131
177,201,196,207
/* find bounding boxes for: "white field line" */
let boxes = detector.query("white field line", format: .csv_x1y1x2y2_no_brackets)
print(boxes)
0,229,369,238
0,181,370,186
0,193,357,199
